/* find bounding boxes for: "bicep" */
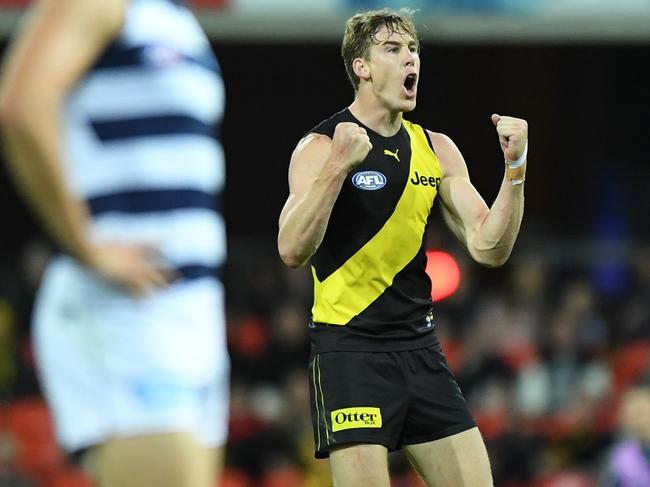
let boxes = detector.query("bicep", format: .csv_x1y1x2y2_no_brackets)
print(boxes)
430,130,489,242
278,134,332,227
1,0,125,102
439,175,489,242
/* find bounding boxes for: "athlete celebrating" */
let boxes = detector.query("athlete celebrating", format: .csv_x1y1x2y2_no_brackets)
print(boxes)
278,8,527,487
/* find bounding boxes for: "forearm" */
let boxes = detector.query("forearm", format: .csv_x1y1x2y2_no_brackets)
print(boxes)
278,167,348,268
469,173,525,267
1,98,94,263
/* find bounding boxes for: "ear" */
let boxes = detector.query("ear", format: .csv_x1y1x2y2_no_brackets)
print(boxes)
352,57,370,82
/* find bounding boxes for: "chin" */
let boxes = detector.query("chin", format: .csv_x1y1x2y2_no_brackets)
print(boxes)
401,99,417,112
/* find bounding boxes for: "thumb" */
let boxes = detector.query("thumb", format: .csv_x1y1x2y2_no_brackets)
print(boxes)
491,113,501,127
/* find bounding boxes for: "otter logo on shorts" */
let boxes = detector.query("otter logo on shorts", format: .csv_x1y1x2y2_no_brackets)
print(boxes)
331,407,382,432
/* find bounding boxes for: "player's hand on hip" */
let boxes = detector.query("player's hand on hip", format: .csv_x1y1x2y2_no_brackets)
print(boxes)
86,242,177,296
491,114,528,162
329,122,373,172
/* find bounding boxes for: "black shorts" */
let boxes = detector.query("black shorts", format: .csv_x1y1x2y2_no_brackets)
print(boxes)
308,342,476,458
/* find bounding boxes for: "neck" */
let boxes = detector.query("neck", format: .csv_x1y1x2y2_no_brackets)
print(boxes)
349,94,403,137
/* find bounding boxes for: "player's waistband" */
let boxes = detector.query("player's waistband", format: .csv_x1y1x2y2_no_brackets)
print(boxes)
308,310,436,353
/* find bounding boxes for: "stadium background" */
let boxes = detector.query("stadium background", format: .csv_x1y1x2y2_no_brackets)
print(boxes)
0,0,648,486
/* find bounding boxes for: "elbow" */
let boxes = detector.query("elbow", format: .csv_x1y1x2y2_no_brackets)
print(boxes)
0,92,16,128
470,248,511,269
278,241,309,269
0,89,29,131
277,225,317,268
280,252,306,269
468,233,513,268
0,83,56,131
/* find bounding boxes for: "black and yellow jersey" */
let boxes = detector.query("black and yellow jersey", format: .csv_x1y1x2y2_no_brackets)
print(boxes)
308,108,444,352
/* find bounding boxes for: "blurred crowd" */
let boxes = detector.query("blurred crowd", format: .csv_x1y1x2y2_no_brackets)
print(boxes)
0,230,649,487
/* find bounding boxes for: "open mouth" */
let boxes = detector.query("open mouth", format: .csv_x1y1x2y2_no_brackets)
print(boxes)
403,73,417,97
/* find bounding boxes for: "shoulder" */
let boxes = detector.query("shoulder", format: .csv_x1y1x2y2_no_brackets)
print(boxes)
308,108,353,138
293,109,349,160
285,132,333,197
288,132,332,182
292,132,332,161
425,130,469,178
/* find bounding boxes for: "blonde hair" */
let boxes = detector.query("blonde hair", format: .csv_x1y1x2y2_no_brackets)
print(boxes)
341,9,419,91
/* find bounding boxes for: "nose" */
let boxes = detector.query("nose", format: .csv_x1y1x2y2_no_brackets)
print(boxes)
404,50,415,67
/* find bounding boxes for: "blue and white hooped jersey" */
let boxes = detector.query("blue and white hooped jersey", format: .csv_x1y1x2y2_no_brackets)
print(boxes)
63,0,225,283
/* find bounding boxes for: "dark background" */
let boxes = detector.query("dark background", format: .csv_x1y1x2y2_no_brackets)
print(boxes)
213,42,650,240
1,41,649,250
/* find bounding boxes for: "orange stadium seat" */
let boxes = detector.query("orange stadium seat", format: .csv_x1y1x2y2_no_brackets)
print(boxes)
44,467,93,487
220,467,254,487
611,340,650,395
4,397,63,478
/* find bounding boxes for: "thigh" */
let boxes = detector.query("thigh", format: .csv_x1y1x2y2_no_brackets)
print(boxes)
308,351,408,458
404,427,493,487
329,443,390,487
91,432,222,487
401,345,476,446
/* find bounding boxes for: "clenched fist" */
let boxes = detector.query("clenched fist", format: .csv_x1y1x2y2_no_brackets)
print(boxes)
491,114,528,162
329,122,373,172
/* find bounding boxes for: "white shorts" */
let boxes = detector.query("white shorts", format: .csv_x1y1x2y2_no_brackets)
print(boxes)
32,256,230,453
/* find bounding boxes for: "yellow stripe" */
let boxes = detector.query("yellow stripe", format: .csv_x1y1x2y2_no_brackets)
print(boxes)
316,355,330,444
311,356,321,450
312,120,442,324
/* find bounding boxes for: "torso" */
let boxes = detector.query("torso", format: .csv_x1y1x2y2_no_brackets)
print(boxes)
308,108,444,352
63,0,225,284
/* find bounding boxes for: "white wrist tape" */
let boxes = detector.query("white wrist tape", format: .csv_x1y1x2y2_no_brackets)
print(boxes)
506,141,528,169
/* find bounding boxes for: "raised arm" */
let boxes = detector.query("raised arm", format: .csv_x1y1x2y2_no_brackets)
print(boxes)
432,114,527,268
0,0,170,295
278,122,371,267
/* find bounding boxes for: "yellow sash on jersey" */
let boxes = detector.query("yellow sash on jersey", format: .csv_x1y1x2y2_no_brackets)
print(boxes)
311,120,443,325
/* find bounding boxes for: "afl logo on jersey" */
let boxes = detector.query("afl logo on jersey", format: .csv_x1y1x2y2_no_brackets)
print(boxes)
352,171,387,191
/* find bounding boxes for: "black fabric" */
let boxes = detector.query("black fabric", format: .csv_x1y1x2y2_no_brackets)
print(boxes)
308,335,476,459
309,309,436,353
309,109,413,281
307,108,438,348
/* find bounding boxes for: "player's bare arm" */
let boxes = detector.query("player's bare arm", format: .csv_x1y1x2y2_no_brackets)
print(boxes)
0,0,169,295
278,122,372,267
431,114,527,267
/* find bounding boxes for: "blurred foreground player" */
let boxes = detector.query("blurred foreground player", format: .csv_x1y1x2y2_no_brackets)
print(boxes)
0,0,228,486
278,8,528,487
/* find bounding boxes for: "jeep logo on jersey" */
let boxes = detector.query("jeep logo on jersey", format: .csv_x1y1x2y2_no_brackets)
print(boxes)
410,171,441,189
352,171,387,190
331,407,382,432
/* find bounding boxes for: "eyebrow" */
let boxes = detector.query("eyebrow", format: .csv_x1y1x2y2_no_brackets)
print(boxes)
381,40,418,48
